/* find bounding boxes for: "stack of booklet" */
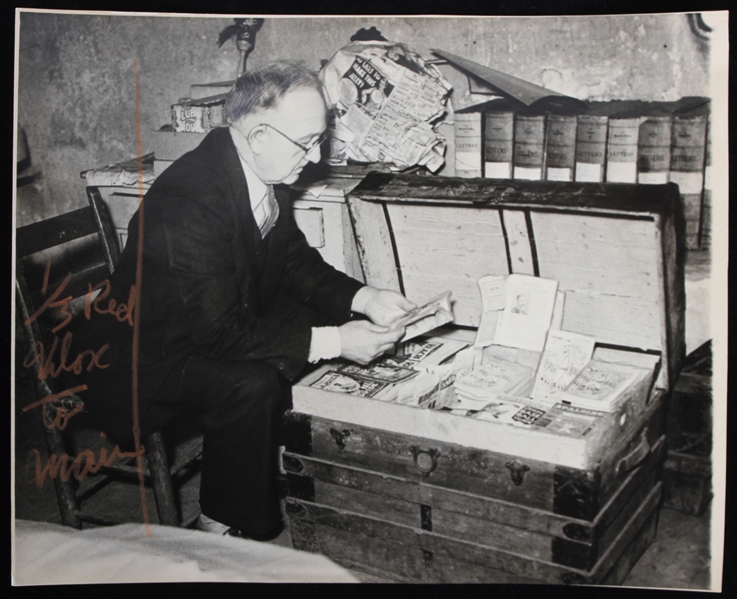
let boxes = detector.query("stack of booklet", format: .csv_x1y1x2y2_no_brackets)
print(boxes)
546,358,654,412
309,337,469,404
453,358,536,409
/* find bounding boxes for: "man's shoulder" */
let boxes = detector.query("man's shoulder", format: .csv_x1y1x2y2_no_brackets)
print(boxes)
148,128,237,195
163,127,232,174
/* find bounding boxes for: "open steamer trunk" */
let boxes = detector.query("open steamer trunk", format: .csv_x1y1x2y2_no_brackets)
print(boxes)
284,175,685,584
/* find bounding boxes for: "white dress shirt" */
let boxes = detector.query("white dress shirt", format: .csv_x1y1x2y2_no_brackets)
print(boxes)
229,126,344,363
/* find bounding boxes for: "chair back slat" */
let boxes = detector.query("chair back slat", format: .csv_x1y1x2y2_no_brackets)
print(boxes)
28,264,112,309
16,207,100,257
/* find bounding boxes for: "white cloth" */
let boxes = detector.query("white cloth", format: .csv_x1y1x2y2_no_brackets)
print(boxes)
12,519,359,584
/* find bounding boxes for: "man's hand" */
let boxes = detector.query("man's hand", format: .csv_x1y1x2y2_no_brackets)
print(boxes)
338,320,406,365
352,287,417,327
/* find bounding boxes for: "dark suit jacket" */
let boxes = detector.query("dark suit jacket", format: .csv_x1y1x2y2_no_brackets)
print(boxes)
71,127,363,440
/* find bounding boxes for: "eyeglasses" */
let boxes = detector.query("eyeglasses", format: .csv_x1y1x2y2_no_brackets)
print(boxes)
260,123,329,155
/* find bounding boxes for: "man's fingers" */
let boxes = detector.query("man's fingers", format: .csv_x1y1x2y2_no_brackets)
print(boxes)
397,297,417,311
363,322,392,333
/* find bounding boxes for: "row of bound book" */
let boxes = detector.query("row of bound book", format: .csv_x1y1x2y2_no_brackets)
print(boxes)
453,96,712,249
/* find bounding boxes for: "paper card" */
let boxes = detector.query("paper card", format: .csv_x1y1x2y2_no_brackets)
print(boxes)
478,275,507,312
494,274,558,351
474,275,506,347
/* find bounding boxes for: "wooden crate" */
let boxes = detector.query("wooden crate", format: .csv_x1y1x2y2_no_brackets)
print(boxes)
285,176,685,584
663,340,712,515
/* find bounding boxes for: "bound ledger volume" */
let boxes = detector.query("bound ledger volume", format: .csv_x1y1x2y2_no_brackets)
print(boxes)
637,114,672,184
574,114,609,182
483,111,515,179
544,115,577,181
513,113,546,180
606,115,641,183
670,104,709,249
454,112,483,178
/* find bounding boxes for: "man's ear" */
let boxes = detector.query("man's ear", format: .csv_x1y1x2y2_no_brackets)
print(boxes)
246,124,268,155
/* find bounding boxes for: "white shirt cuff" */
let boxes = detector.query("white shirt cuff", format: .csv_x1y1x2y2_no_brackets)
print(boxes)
350,286,374,315
308,326,342,363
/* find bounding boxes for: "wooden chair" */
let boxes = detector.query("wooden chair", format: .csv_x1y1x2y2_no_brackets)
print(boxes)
15,196,202,529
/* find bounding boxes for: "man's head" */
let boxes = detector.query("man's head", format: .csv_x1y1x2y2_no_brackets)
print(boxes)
226,62,328,185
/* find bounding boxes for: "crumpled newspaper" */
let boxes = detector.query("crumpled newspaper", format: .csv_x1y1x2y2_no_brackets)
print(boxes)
319,40,452,172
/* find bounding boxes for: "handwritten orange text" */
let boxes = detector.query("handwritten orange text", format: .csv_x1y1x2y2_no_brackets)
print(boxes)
23,331,109,380
84,279,136,326
22,385,88,430
27,432,146,489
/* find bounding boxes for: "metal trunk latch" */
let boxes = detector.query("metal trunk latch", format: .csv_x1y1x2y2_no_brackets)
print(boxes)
410,446,440,476
505,460,530,486
329,428,351,449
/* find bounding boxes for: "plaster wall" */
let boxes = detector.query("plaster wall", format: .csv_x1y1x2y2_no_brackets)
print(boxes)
16,12,712,224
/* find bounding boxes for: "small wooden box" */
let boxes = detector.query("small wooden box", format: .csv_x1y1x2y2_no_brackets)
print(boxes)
285,176,685,584
170,93,227,133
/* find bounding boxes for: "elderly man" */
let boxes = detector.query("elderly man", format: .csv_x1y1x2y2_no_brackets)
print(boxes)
69,62,414,539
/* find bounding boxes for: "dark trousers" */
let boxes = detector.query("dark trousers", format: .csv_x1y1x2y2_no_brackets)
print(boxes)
66,292,339,534
169,356,286,534
146,293,337,534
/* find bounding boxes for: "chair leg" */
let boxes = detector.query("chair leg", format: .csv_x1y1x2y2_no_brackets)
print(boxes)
144,432,180,526
42,424,82,529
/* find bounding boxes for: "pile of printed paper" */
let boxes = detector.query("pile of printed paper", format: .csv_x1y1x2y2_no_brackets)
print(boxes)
453,357,536,410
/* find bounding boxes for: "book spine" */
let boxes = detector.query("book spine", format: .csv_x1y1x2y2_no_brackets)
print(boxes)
454,112,483,178
670,114,708,249
574,115,608,182
605,117,640,183
513,114,545,181
637,116,672,184
544,115,577,182
483,111,514,179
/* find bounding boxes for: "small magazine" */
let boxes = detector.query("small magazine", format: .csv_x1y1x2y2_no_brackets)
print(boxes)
531,329,596,401
310,371,393,399
388,338,469,369
337,363,419,384
471,397,608,439
548,359,653,412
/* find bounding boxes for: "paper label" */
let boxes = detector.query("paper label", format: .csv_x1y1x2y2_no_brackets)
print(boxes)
575,162,603,182
513,166,542,181
638,171,669,185
484,161,512,179
456,152,482,171
546,167,572,182
669,170,704,195
606,162,637,183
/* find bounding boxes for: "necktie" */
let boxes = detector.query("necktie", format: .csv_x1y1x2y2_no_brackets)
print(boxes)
257,185,280,238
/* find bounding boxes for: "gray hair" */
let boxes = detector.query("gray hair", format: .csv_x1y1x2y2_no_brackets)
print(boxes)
224,61,324,124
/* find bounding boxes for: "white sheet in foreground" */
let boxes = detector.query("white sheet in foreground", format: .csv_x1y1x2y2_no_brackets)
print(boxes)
12,519,359,585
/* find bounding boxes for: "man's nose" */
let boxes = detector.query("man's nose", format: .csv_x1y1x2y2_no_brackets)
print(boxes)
306,143,322,164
